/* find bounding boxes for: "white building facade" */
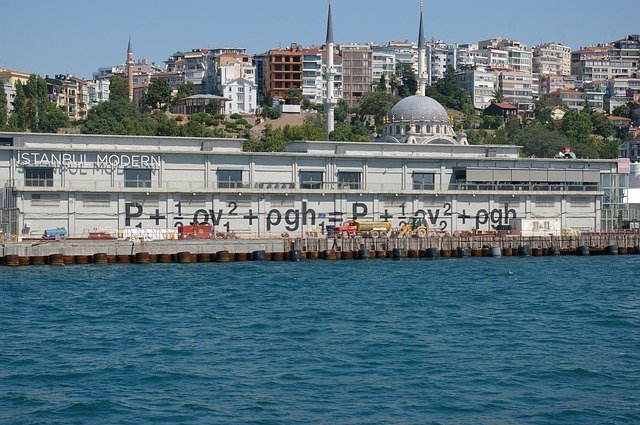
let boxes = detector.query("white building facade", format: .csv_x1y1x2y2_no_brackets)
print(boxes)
222,78,258,115
0,132,624,239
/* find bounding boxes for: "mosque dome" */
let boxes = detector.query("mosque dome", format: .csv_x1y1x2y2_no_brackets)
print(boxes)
388,95,449,124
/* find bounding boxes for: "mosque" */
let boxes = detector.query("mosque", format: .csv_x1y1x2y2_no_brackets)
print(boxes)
0,4,626,239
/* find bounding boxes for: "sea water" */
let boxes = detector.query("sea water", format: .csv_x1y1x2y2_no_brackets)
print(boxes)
1,256,639,424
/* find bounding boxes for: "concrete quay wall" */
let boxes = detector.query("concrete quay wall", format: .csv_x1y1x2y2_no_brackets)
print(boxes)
2,234,640,259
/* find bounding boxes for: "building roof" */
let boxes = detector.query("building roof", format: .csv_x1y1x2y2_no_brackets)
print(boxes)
608,116,631,122
491,102,518,110
388,95,449,123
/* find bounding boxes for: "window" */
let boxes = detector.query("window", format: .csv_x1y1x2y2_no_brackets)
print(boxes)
412,173,435,190
337,171,361,189
25,167,53,187
299,171,323,189
217,169,243,188
124,168,152,188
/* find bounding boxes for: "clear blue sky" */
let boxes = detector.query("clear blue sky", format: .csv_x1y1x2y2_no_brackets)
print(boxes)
1,0,638,80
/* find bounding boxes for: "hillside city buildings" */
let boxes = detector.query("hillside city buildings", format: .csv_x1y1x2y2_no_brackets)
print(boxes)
2,21,640,122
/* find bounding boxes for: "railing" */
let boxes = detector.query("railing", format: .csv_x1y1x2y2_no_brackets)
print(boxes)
449,182,600,192
7,179,602,193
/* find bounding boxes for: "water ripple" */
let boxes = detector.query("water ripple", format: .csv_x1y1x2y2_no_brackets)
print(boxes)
1,256,639,423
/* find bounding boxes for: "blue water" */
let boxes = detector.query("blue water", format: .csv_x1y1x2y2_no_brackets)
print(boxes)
1,256,639,424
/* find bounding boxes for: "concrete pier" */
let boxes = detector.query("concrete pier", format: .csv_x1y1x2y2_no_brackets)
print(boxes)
3,234,640,266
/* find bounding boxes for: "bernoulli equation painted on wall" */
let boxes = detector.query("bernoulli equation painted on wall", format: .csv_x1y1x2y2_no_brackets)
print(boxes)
124,200,517,232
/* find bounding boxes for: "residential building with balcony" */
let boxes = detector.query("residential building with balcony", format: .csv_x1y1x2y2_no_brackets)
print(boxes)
340,43,373,107
87,79,110,109
533,42,571,76
458,66,497,109
497,70,534,108
301,47,342,104
605,77,640,113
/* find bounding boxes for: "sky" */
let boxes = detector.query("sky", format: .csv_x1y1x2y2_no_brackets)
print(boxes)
1,0,638,80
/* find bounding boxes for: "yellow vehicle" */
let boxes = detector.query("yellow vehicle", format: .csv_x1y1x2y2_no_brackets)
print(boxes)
397,217,429,237
334,220,392,238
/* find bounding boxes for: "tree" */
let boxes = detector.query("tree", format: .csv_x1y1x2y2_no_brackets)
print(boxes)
205,99,222,115
262,105,281,119
145,78,172,110
612,104,631,118
490,89,505,104
388,73,400,96
590,111,615,138
357,91,399,131
8,82,27,130
23,75,51,131
425,67,472,111
376,74,387,92
0,83,7,128
334,99,349,123
560,110,594,141
284,87,303,105
39,107,70,133
109,76,129,102
172,81,198,106
512,123,569,158
82,100,152,135
395,62,417,98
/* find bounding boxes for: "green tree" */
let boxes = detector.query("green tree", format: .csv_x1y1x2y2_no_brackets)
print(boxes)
425,66,472,111
388,73,400,96
0,83,7,127
396,62,417,98
109,76,129,102
205,99,222,115
560,110,594,141
39,107,70,133
334,99,349,123
533,95,554,127
145,78,172,110
171,81,198,107
23,75,50,131
284,87,302,105
262,105,281,119
82,100,152,135
8,82,27,130
376,74,387,92
512,123,569,158
612,104,631,118
590,111,615,138
490,88,504,104
357,91,399,132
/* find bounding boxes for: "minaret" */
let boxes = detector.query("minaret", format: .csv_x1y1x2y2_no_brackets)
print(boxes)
416,4,428,95
127,37,134,101
325,1,336,140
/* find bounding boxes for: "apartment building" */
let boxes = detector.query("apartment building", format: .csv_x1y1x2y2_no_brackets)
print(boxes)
479,38,533,74
87,79,110,109
610,34,640,70
605,77,640,113
538,75,575,96
427,41,458,84
222,78,257,115
458,66,497,109
532,42,571,76
264,43,303,103
371,47,396,91
549,89,604,111
497,70,534,107
340,43,373,107
301,47,342,105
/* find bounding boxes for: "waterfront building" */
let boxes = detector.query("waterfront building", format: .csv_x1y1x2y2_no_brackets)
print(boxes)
0,131,626,239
